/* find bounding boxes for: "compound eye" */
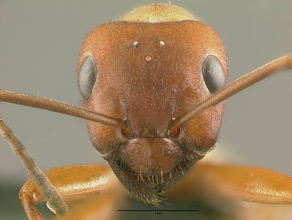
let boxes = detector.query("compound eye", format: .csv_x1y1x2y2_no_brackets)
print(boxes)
202,55,226,94
78,55,98,99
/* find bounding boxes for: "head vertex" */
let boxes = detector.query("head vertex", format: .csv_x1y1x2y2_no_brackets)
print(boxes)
121,3,198,23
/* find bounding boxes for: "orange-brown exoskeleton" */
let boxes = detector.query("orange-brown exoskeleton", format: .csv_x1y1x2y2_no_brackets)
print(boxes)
78,4,228,204
0,3,292,220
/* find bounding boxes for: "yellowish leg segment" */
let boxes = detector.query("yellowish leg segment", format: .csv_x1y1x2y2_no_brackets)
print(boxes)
19,164,122,220
168,161,292,204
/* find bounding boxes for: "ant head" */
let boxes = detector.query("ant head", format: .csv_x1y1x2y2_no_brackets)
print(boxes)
77,3,228,204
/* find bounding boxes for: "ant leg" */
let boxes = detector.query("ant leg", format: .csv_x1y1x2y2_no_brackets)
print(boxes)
19,179,45,220
0,116,69,217
19,164,123,220
166,160,292,219
168,161,292,204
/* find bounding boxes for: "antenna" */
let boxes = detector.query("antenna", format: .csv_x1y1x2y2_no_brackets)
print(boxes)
170,55,292,131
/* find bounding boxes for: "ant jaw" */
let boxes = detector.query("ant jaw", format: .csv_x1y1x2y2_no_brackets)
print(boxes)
107,151,198,205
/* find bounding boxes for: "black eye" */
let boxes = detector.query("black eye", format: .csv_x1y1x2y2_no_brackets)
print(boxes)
202,55,226,94
78,55,98,99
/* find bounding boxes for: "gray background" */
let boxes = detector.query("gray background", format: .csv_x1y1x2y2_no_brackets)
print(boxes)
0,0,291,218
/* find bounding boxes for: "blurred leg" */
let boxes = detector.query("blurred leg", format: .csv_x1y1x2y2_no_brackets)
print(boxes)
168,161,292,204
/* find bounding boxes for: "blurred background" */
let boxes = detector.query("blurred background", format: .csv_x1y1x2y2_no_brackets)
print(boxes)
0,0,291,219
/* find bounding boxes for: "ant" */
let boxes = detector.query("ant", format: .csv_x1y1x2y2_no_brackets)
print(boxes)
0,2,291,220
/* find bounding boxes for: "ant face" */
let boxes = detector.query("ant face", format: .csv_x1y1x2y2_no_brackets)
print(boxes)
1,3,292,219
78,21,228,203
